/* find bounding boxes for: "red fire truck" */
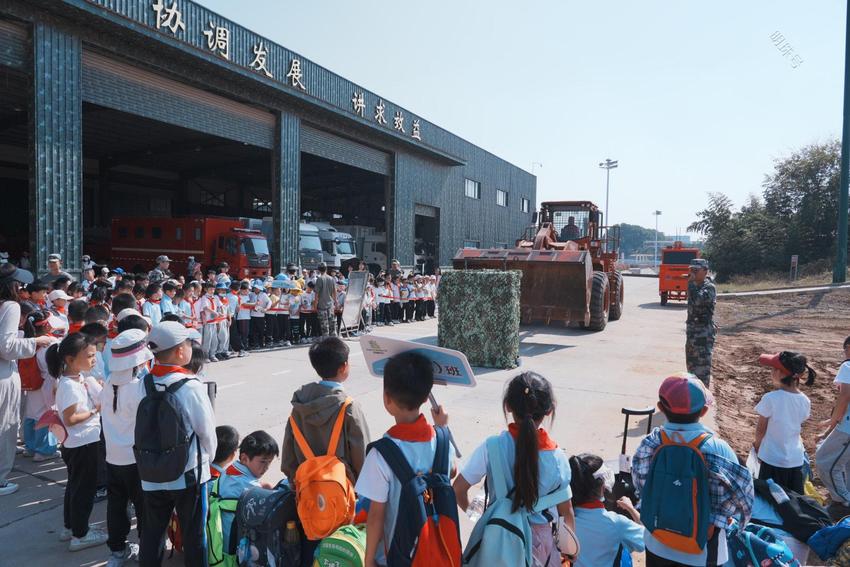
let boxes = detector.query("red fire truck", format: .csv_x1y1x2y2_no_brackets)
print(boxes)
110,217,271,278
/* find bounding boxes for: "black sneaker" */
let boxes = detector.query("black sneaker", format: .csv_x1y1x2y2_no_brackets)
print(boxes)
219,353,230,360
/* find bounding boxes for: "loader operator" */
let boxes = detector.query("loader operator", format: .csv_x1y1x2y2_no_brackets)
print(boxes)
560,216,582,241
686,258,716,386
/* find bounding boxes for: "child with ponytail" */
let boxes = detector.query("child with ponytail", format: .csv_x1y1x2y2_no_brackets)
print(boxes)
568,453,644,567
453,372,575,565
753,351,815,494
21,310,60,461
48,333,108,551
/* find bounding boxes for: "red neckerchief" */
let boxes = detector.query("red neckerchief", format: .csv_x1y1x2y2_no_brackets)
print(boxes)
107,320,119,339
576,500,605,510
507,423,559,450
53,306,66,314
67,322,83,335
387,414,434,442
148,299,161,304
151,364,191,377
210,467,221,479
225,463,244,476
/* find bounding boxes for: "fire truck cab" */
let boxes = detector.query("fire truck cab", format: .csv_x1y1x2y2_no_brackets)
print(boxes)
110,217,271,278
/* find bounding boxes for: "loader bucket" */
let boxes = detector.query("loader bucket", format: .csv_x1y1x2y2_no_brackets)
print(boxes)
453,247,593,325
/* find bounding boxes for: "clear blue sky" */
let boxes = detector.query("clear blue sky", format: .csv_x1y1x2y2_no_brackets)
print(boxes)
202,0,845,237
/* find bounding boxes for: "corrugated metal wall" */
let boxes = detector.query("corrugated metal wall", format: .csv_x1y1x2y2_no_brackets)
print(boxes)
301,125,391,176
81,50,275,148
29,22,83,276
0,19,26,69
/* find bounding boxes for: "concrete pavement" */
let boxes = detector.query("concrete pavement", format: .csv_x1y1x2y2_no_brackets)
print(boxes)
0,276,691,566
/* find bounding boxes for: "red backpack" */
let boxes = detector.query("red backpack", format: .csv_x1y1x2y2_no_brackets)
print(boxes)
366,426,461,567
19,356,43,391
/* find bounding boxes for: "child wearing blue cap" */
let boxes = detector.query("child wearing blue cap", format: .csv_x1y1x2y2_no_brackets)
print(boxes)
633,373,753,567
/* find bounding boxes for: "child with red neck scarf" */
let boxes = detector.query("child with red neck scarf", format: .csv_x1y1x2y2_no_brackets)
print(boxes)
453,372,576,567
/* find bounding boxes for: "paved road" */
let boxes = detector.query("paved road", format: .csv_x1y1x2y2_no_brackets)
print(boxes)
1,276,691,566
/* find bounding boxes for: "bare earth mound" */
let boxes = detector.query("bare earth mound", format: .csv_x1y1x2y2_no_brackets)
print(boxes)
713,288,850,466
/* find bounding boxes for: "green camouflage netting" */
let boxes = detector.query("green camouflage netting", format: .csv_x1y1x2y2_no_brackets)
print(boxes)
438,270,521,369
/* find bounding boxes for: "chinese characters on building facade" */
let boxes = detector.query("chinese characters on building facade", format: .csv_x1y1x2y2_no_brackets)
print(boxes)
150,0,422,141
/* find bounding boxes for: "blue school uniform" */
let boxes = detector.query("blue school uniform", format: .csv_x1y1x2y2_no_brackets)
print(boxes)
573,502,644,567
218,461,262,552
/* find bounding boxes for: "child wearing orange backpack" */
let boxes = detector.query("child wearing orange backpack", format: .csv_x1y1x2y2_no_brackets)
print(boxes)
633,373,754,567
281,337,370,482
355,351,459,567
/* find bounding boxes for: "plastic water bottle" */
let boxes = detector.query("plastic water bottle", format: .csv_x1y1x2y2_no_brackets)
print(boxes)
466,492,486,522
767,478,790,504
283,520,301,565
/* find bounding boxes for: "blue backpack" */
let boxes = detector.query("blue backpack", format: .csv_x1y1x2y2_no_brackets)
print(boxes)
640,431,712,554
367,425,462,567
462,436,570,567
808,516,850,561
727,519,800,566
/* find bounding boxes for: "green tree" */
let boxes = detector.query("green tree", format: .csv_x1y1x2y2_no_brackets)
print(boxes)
689,140,841,281
615,223,664,256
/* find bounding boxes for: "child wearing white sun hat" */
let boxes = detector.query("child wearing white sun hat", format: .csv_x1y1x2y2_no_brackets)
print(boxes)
98,329,154,566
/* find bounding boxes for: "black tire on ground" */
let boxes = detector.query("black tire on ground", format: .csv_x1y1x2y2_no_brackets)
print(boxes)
588,271,610,331
609,272,624,321
660,291,668,306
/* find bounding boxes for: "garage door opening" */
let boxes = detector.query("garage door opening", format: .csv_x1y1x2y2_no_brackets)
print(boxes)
82,102,273,277
0,67,30,267
415,208,439,275
300,152,389,272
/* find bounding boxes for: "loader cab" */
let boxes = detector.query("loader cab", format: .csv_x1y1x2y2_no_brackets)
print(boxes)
541,201,600,242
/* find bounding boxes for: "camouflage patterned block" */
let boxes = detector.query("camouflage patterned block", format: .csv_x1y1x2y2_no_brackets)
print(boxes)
438,270,521,369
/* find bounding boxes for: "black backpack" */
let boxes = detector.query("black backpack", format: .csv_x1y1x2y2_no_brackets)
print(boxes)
235,485,303,566
753,479,832,543
133,373,200,484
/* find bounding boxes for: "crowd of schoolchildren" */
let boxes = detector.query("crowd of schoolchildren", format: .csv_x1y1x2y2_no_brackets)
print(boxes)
3,253,850,567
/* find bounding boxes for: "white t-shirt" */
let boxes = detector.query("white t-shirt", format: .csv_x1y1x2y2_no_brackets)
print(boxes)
55,374,103,448
755,389,810,468
834,362,850,435
99,369,145,466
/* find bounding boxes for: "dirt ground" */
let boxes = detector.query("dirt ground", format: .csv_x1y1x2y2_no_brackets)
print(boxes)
713,288,850,470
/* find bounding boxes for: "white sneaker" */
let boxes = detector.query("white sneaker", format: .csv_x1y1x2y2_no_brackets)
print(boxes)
106,542,140,566
32,451,60,462
0,482,18,496
60,524,96,542
69,528,108,551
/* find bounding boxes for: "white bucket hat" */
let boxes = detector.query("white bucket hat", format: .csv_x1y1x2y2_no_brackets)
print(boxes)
109,329,154,372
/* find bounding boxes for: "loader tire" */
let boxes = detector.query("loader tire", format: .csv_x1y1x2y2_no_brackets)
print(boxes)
609,272,624,321
588,271,610,331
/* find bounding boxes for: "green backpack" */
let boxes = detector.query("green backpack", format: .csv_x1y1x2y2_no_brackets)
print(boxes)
312,524,367,567
207,476,239,567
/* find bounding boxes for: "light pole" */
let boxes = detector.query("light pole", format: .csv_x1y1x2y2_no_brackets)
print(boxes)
653,210,662,270
834,0,850,283
531,162,543,175
598,159,619,226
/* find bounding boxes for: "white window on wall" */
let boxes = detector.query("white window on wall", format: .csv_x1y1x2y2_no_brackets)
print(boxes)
521,198,530,213
462,240,480,249
464,179,481,199
496,189,508,207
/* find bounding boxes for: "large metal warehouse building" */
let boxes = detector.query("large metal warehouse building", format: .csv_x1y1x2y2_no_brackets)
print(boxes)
0,0,535,276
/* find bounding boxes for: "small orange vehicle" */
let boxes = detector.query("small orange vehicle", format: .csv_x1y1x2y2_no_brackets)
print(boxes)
659,242,700,305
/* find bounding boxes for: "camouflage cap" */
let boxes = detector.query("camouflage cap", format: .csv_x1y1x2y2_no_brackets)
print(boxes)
689,258,709,270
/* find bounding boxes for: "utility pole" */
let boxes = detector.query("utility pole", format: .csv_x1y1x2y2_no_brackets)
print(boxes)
598,159,619,226
835,0,850,283
653,210,662,270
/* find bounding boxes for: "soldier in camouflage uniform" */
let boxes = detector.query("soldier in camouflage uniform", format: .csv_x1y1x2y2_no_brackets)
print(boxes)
686,258,716,386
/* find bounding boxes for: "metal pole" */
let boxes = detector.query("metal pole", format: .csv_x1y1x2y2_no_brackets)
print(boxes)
605,167,610,227
835,0,850,283
654,215,658,269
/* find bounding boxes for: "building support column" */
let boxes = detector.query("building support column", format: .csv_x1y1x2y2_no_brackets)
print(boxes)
272,110,300,273
29,22,82,278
